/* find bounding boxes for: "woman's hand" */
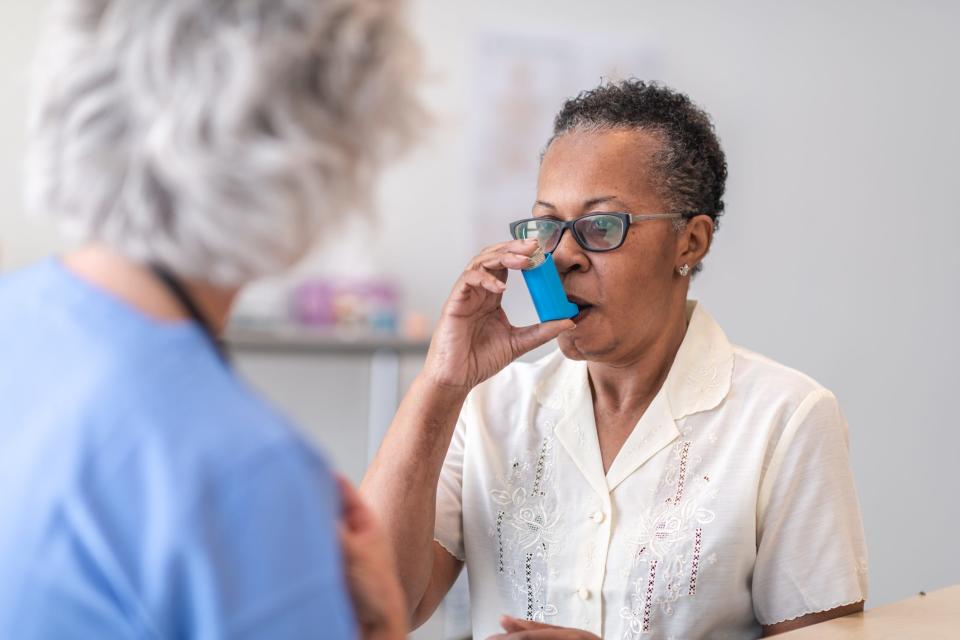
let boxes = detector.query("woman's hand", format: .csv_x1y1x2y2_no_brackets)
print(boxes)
337,475,407,640
423,239,575,392
486,615,602,639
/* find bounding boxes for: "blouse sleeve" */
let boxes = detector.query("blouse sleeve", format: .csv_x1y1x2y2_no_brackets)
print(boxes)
433,408,468,562
752,389,869,626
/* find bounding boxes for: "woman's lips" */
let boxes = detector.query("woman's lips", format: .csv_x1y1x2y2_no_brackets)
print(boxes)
573,304,594,323
566,294,594,324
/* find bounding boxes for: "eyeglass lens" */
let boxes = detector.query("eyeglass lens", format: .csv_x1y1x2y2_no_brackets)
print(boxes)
515,214,626,252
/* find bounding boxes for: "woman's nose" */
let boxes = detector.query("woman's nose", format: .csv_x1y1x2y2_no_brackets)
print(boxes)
552,230,589,274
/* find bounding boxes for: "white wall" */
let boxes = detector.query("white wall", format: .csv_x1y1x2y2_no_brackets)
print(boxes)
0,2,60,268
3,0,958,617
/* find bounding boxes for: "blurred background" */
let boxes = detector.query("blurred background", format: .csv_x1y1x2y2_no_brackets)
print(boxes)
1,1,958,638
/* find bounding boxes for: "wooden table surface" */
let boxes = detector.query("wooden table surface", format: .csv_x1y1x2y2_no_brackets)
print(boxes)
777,585,959,639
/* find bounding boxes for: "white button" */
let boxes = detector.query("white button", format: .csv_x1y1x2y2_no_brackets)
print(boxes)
577,586,591,600
590,511,605,523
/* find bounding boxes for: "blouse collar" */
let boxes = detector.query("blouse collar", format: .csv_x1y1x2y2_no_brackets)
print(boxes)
664,300,735,420
535,301,735,495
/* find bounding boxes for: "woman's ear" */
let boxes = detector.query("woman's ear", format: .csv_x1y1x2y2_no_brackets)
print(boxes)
677,214,715,271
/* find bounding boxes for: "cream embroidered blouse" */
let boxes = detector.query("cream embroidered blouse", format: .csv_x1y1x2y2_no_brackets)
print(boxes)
434,302,868,639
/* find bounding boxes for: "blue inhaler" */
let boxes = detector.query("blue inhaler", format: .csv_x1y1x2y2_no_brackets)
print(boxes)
521,247,579,322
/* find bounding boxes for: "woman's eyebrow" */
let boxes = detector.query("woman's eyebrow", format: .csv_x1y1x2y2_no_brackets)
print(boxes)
583,195,624,209
534,196,623,210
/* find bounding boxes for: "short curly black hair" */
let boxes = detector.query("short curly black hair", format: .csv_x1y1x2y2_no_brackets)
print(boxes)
548,80,727,272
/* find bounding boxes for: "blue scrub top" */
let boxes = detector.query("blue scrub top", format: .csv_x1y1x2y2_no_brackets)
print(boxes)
0,259,358,639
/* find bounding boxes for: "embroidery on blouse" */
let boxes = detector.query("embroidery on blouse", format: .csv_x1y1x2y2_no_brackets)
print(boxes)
672,441,691,504
490,436,561,622
619,559,659,636
684,359,723,396
688,527,702,596
496,510,506,573
620,440,717,637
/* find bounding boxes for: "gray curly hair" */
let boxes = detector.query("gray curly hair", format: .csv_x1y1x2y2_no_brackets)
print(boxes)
26,0,420,286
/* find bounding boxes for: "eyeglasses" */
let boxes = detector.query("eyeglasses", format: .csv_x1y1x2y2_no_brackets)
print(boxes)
508,212,691,253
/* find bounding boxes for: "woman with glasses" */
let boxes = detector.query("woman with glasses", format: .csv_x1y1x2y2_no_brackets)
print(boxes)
364,80,868,638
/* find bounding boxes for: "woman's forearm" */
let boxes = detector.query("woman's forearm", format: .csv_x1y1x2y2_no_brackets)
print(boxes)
360,238,568,617
360,373,467,613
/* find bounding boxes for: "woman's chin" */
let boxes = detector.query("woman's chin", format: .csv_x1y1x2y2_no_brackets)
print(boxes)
558,329,616,361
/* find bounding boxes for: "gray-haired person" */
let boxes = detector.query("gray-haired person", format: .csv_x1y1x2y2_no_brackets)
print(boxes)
0,1,419,638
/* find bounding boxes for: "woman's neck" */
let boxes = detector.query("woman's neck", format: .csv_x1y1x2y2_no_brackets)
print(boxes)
587,305,689,414
61,245,238,334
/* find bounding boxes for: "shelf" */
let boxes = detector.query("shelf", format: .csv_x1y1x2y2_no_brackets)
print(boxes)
225,324,431,356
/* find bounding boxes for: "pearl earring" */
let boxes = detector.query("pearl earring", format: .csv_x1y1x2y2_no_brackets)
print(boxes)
678,264,690,277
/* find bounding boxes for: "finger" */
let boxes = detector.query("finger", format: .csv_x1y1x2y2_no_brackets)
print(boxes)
337,522,359,557
336,519,362,566
500,615,525,633
509,318,576,357
479,238,540,257
478,252,536,272
469,239,539,270
487,631,572,639
336,474,373,532
500,615,528,632
500,615,558,632
456,269,508,297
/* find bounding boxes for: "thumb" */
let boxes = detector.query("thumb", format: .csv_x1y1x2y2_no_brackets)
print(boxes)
500,615,556,632
509,318,575,358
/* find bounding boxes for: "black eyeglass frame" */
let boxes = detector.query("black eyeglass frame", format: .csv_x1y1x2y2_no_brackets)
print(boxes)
508,212,697,253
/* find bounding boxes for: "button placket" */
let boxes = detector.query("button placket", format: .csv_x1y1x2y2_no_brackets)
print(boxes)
590,494,613,631
579,497,612,627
